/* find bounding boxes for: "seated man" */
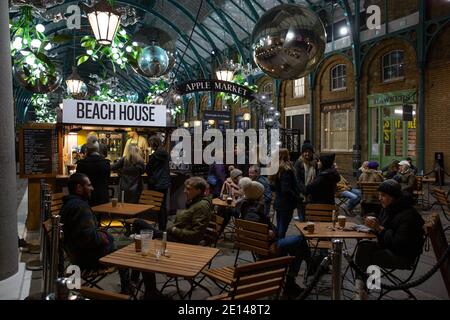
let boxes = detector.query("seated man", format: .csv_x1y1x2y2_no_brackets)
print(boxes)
60,173,136,295
133,177,212,245
237,181,311,299
393,160,416,195
353,179,425,299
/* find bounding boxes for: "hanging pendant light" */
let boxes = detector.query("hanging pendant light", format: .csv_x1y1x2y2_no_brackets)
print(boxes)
216,59,236,82
66,66,86,96
85,0,121,45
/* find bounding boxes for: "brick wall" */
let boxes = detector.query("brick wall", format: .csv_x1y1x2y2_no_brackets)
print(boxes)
428,0,450,19
314,54,355,174
425,24,450,175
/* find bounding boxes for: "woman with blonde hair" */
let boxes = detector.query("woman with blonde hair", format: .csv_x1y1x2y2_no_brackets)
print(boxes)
112,144,145,203
269,148,300,238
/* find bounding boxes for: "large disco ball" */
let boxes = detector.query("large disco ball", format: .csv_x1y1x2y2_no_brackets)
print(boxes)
137,45,169,78
251,4,326,80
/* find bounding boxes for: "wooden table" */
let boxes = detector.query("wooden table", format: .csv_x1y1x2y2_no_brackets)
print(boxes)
212,198,236,208
295,221,377,240
92,202,155,217
92,202,155,231
100,241,220,299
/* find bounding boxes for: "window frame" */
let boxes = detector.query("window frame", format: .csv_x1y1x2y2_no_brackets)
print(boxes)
330,64,347,91
382,50,405,83
321,108,355,152
293,77,305,98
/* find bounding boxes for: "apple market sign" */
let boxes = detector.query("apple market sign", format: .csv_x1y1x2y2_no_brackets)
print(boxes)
62,99,167,127
176,80,255,100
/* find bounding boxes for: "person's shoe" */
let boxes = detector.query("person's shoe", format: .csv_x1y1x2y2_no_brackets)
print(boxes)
284,277,304,298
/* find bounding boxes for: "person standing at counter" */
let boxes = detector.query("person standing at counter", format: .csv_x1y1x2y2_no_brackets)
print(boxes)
76,140,111,206
146,135,171,230
80,132,108,159
111,144,145,203
123,128,149,159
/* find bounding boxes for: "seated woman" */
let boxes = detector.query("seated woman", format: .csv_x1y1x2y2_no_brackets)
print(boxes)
220,167,243,200
353,179,425,299
237,181,311,299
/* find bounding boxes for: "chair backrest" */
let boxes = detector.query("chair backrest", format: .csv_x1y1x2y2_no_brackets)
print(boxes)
425,213,450,298
414,176,423,192
203,213,225,247
139,190,164,212
431,188,449,207
228,256,294,300
359,182,381,202
234,219,271,257
51,193,65,216
304,203,337,222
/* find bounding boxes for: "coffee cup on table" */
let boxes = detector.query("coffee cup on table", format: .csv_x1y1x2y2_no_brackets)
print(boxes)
306,222,315,234
111,198,118,207
226,196,233,205
338,215,346,228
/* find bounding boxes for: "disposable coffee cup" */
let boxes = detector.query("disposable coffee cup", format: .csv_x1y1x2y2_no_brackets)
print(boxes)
111,198,118,207
338,215,346,228
226,197,233,205
306,222,315,234
134,235,141,252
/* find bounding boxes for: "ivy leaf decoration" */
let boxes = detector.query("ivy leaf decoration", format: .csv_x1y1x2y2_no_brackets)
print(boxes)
77,55,89,66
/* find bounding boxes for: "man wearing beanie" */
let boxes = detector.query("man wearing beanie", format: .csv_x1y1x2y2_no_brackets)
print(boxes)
353,179,425,299
306,153,340,204
238,181,311,299
294,142,318,221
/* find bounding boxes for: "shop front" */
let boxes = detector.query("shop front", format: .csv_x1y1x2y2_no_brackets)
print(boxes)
368,89,417,169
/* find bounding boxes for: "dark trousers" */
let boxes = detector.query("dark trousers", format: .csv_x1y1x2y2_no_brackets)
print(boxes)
355,240,414,281
151,188,168,231
276,209,294,239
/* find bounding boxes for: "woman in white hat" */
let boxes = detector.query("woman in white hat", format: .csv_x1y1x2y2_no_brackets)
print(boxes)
393,160,416,195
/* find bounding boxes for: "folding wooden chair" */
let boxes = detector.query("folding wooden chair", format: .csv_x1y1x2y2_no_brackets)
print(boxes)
233,219,272,266
359,182,382,216
124,190,164,233
425,213,450,298
430,188,450,222
203,213,225,248
206,256,294,300
413,176,425,207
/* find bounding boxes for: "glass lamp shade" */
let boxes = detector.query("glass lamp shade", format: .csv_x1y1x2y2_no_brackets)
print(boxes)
216,60,236,82
183,122,189,128
243,112,251,121
86,0,121,45
66,67,86,96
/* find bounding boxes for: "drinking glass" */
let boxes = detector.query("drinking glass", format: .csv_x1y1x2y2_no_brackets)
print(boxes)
140,230,153,256
155,241,164,261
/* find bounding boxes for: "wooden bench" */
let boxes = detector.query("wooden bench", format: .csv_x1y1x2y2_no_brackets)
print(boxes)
207,256,294,300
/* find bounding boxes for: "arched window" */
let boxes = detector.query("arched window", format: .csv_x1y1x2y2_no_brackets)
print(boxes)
382,50,405,82
330,64,347,90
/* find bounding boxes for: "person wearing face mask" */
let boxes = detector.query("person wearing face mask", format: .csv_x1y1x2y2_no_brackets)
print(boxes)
294,142,318,221
305,153,340,205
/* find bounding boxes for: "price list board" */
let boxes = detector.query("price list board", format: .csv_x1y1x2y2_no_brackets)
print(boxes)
19,124,60,178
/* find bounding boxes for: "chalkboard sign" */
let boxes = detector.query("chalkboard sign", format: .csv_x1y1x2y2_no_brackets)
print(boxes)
19,124,60,178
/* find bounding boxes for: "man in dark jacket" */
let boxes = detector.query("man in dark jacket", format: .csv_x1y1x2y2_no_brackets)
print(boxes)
60,173,115,271
294,142,317,221
306,153,340,204
353,179,425,299
76,141,111,206
146,135,171,230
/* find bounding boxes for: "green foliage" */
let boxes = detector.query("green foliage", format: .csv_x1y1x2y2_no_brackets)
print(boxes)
91,83,128,102
77,27,141,73
31,94,56,123
145,79,169,103
10,6,58,88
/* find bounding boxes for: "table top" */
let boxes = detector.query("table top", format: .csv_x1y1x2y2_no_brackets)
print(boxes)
100,241,220,279
295,221,377,240
92,202,155,216
212,198,236,208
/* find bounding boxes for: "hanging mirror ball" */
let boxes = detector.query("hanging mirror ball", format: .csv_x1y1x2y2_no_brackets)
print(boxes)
251,4,326,80
137,45,169,78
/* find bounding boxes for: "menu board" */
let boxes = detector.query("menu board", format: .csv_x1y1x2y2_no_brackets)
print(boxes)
19,124,60,178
